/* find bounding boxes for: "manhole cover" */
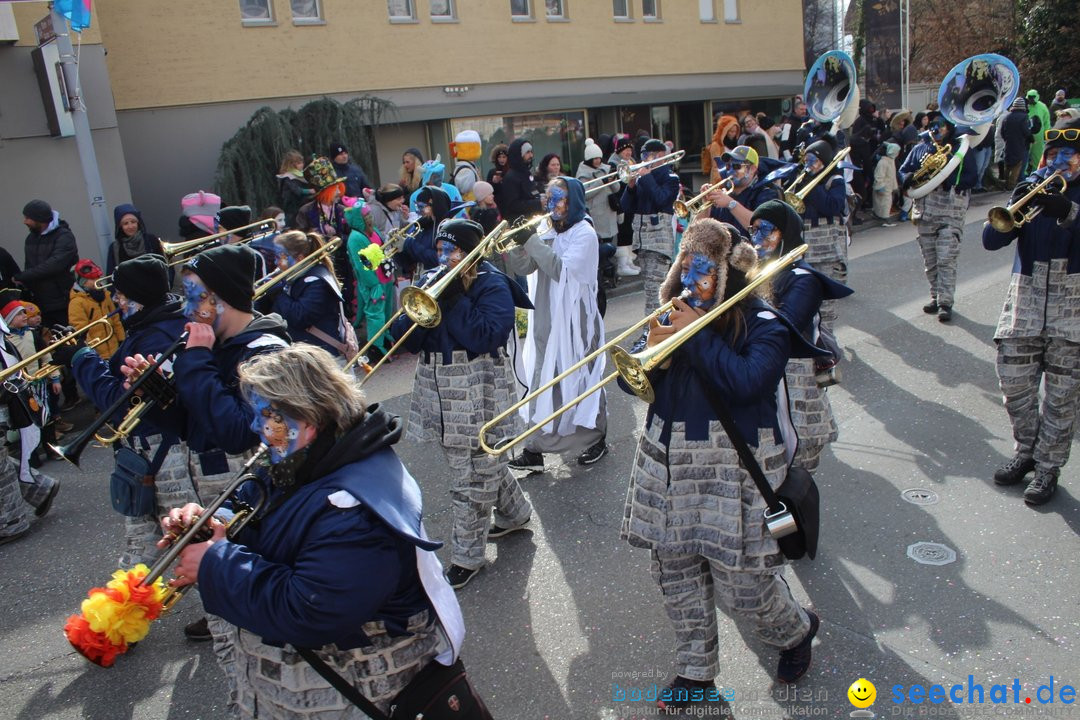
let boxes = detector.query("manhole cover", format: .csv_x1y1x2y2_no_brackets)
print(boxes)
907,542,957,566
901,488,939,505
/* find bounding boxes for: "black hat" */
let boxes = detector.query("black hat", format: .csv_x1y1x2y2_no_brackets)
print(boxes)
435,218,485,253
804,136,837,167
185,244,259,313
218,205,252,233
751,200,802,255
615,135,633,153
330,142,348,158
1046,115,1080,151
642,139,667,154
114,255,170,308
22,199,52,224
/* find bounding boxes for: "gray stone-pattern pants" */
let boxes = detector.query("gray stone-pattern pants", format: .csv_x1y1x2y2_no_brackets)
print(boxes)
639,250,671,315
802,222,848,333
635,216,674,315
650,548,810,682
119,439,200,568
915,188,969,308
228,611,447,719
787,357,838,472
17,469,58,512
996,335,1080,476
0,448,33,540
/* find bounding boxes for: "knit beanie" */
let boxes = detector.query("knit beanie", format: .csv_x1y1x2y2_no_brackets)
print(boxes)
403,147,424,164
584,138,603,161
642,139,667,155
22,200,52,224
185,244,258,313
750,200,803,256
330,142,348,158
218,205,253,233
114,255,170,307
658,218,756,305
434,218,485,253
21,302,40,320
472,181,495,204
181,191,222,235
1010,97,1028,111
2,301,25,326
614,134,633,154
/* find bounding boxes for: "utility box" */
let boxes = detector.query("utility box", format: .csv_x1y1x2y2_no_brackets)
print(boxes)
31,41,76,137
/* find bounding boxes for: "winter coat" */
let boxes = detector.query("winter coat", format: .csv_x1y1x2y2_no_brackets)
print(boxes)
498,138,543,221
108,204,167,280
771,260,854,338
620,164,680,216
68,286,124,359
799,171,849,223
272,265,345,356
1001,109,1034,166
17,212,79,318
332,160,371,198
576,161,618,238
276,173,315,228
0,248,21,291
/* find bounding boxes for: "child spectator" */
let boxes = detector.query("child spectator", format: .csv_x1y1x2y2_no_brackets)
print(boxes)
873,142,900,223
69,259,124,359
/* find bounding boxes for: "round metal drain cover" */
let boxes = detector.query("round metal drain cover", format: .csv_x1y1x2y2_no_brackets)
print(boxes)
901,488,939,505
907,542,957,566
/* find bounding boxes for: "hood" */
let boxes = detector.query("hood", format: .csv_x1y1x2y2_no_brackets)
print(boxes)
507,138,532,172
35,212,62,236
223,312,292,350
416,186,452,224
113,203,146,239
420,157,446,185
124,296,185,332
712,115,740,146
343,201,373,235
309,403,402,478
554,176,587,229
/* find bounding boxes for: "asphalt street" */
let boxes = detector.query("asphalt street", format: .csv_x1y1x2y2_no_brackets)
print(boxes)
1,191,1078,720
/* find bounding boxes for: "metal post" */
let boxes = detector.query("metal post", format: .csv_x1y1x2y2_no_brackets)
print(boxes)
51,9,113,262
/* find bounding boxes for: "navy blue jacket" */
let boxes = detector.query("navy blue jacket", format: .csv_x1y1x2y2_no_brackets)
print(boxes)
400,226,440,274
391,261,532,363
272,264,343,355
199,406,435,650
332,161,371,198
71,300,187,438
621,165,681,216
898,135,980,193
709,180,780,236
983,168,1080,273
799,172,848,224
771,260,854,337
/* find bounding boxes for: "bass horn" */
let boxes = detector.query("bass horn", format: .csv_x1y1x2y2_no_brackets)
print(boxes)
804,50,860,134
906,54,1020,199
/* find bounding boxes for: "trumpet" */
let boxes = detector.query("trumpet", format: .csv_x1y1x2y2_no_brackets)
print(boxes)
783,146,851,214
0,317,117,383
490,213,552,254
479,244,807,455
674,178,734,218
252,237,342,300
987,171,1068,233
382,220,423,260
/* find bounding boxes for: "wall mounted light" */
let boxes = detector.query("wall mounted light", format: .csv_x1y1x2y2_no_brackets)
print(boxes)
443,85,470,95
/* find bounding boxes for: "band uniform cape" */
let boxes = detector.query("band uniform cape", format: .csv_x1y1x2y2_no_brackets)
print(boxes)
272,264,351,357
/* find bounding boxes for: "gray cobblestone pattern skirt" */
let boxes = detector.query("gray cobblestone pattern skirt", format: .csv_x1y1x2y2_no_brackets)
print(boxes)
622,418,809,680
915,189,968,308
408,350,532,569
0,448,33,540
995,259,1080,342
120,439,200,568
786,357,838,472
227,610,447,719
635,218,675,315
996,335,1080,476
802,221,848,331
17,468,58,512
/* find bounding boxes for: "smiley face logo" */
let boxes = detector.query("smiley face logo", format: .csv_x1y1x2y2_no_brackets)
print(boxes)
848,678,876,708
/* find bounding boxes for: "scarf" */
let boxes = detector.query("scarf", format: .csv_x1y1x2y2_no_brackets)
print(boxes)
121,230,145,261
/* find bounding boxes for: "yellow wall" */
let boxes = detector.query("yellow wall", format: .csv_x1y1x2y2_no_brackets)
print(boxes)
12,1,102,45
95,0,805,110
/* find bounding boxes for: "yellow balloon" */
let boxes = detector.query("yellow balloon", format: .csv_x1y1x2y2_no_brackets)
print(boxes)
848,678,877,709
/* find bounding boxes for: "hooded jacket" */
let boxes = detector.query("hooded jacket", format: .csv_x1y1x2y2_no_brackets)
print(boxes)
400,187,452,274
498,138,543,221
17,211,79,318
272,264,345,356
198,404,437,649
1001,104,1034,166
108,204,166,277
68,284,124,359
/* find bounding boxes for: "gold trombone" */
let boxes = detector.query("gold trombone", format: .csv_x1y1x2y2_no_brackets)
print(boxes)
782,147,851,214
0,317,116,383
478,244,808,456
987,171,1068,233
674,178,735,219
252,237,342,300
382,220,423,260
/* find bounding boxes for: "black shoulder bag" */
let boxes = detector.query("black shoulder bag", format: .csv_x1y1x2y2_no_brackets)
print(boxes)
700,383,820,560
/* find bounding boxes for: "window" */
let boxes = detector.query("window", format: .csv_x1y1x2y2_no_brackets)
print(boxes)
724,0,739,22
613,0,631,19
430,0,456,20
290,0,321,23
240,0,274,24
546,0,567,19
699,0,715,21
449,110,587,179
511,0,532,19
387,0,416,21
642,0,660,21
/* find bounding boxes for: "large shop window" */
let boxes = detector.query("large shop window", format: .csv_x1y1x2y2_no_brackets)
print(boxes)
449,111,588,179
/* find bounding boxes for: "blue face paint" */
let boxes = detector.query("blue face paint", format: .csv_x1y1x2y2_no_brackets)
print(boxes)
680,253,719,309
437,239,459,266
1050,147,1077,173
119,297,143,320
249,392,302,465
803,152,819,169
751,219,778,260
546,186,568,219
182,276,209,322
275,248,297,270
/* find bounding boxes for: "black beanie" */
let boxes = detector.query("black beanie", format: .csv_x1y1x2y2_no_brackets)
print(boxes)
185,244,258,313
751,200,803,254
642,139,666,154
114,255,170,307
23,199,53,224
435,218,484,253
330,142,348,158
375,185,405,205
217,205,252,233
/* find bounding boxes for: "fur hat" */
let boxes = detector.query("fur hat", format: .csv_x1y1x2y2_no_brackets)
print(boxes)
584,138,603,161
658,219,757,304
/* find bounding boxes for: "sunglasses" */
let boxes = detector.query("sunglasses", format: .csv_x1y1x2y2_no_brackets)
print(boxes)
1045,128,1080,142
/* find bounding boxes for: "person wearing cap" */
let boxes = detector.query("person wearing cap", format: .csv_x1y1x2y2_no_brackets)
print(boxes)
408,155,464,213
1000,97,1033,188
329,142,371,198
621,138,681,314
577,138,619,291
1026,90,1052,175
1050,89,1070,122
983,115,1080,506
179,190,222,242
391,219,533,589
872,142,901,221
66,255,197,567
497,138,542,223
345,203,395,363
108,203,167,280
750,200,853,471
898,117,979,323
468,181,500,235
296,157,356,323
17,200,79,331
68,259,124,360
706,145,780,237
451,130,483,202
620,221,822,709
608,135,641,276
505,176,609,472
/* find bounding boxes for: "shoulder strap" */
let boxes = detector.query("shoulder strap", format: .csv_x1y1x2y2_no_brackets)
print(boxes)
295,648,389,720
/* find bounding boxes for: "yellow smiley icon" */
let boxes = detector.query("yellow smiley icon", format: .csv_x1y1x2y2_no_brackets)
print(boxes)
848,678,876,709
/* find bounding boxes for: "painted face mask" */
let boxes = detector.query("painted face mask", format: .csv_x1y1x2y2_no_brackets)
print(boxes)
117,295,143,320
751,219,778,260
803,153,819,171
249,392,302,464
182,275,220,326
275,247,297,271
437,239,460,267
680,253,719,309
546,185,568,220
729,162,752,188
930,122,948,143
1049,148,1078,176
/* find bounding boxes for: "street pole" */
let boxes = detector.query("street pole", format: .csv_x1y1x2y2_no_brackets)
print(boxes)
51,9,113,262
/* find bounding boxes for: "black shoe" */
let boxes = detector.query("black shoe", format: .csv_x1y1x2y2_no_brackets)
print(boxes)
60,396,83,412
656,675,716,713
994,455,1035,485
777,609,819,683
577,438,608,466
508,449,544,474
34,482,59,518
937,305,952,322
923,300,939,314
1024,471,1058,505
184,616,212,641
445,564,480,590
489,516,531,539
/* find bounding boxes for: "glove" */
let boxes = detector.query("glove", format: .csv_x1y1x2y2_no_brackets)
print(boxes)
1009,182,1035,206
51,338,90,369
1035,192,1073,220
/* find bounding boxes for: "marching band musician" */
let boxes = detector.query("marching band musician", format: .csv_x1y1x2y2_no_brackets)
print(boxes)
399,185,454,277
750,200,853,471
706,145,780,236
65,256,198,567
898,115,979,323
270,230,352,361
390,219,533,589
983,116,1080,506
504,176,609,472
162,344,490,718
620,139,681,314
620,220,821,711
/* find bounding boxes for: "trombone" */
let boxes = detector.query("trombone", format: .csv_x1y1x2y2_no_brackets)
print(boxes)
252,237,342,301
782,146,851,214
382,220,423,260
478,244,808,456
0,317,116,383
987,171,1068,233
674,178,735,219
